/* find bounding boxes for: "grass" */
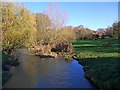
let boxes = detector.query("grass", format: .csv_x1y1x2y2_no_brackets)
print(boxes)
72,38,119,59
71,38,120,90
2,52,13,85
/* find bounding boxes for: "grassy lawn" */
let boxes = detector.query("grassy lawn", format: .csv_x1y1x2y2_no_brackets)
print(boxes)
72,38,120,90
72,38,119,59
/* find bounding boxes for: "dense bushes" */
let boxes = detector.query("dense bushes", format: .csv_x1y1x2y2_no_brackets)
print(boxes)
51,42,73,53
73,26,93,40
2,2,34,54
1,2,75,55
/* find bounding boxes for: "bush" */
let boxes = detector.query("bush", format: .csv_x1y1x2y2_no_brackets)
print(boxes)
51,42,73,53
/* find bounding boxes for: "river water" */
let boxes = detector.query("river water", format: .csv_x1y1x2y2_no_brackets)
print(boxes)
3,49,95,88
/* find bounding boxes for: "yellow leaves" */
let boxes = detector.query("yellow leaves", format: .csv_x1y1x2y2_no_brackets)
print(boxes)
2,2,33,52
2,2,75,53
60,28,76,42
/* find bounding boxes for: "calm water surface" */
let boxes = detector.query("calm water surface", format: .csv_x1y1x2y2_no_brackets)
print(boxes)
3,49,95,88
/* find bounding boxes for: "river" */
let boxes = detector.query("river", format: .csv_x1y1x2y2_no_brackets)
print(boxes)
3,49,95,88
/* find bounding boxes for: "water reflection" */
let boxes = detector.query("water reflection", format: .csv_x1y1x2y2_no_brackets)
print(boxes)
3,52,95,88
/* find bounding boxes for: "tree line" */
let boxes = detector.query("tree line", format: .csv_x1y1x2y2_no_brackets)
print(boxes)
1,2,120,55
2,2,75,55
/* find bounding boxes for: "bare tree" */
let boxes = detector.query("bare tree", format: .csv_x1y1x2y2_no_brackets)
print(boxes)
43,3,68,30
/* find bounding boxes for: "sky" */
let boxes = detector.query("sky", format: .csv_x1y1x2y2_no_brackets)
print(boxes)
22,2,118,30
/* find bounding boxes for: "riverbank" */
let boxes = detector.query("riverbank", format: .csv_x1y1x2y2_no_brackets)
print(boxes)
78,58,120,90
2,52,19,85
72,38,120,90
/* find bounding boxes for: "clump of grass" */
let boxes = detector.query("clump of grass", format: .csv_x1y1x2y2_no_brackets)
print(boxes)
2,52,19,85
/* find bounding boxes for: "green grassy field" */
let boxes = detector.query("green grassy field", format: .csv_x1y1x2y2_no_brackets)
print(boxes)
72,38,119,59
72,38,120,90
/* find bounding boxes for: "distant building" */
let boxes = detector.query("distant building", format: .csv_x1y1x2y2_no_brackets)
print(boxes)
93,31,103,39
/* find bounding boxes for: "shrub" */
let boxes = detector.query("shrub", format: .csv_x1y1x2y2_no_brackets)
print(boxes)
51,42,74,53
